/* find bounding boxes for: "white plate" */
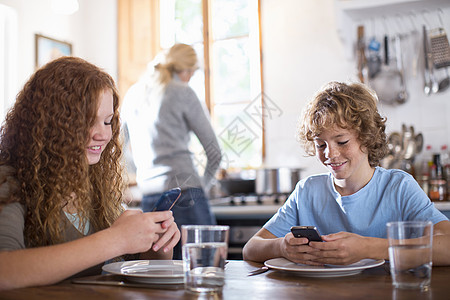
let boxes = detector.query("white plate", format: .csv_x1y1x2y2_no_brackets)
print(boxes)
264,258,385,278
102,260,184,284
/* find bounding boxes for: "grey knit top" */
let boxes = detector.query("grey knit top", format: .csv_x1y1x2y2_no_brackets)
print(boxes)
122,75,222,195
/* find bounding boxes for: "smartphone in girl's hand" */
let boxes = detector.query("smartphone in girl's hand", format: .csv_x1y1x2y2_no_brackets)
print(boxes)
152,187,182,211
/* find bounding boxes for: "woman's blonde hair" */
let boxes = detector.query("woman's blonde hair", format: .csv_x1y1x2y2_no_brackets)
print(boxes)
0,56,125,247
154,43,198,86
297,81,388,167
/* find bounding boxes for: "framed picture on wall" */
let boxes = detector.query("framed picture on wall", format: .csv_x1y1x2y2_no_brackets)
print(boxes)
35,34,72,69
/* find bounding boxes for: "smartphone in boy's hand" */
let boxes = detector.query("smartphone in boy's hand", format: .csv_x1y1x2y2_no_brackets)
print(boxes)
290,226,323,243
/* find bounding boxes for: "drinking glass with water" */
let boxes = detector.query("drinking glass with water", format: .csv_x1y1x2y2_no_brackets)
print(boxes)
387,221,433,291
181,225,229,294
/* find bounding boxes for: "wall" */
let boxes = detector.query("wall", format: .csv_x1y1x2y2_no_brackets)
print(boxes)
0,0,117,113
261,0,450,177
260,0,355,176
71,0,117,76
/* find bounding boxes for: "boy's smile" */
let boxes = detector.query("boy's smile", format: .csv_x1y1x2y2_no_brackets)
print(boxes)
314,126,374,195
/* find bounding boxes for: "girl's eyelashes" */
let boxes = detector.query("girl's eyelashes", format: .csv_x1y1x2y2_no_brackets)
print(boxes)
338,140,349,145
104,116,114,125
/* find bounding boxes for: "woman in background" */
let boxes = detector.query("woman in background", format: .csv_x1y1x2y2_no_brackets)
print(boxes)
0,57,180,290
122,44,222,259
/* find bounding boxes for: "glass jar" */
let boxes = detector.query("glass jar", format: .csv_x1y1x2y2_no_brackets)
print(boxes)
429,179,447,201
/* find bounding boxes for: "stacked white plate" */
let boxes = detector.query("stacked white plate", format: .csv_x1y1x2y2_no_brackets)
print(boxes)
264,258,385,277
102,260,184,284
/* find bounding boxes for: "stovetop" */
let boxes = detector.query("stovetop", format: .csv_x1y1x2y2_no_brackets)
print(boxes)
209,194,288,217
210,193,288,206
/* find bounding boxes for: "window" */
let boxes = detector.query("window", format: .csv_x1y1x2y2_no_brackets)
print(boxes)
160,0,263,170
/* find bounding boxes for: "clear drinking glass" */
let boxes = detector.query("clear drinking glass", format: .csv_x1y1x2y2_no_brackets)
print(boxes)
181,225,229,293
387,221,433,290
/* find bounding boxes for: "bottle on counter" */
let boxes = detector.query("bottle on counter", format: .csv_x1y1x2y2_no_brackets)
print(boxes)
441,145,449,201
429,153,447,201
416,145,432,197
421,145,434,173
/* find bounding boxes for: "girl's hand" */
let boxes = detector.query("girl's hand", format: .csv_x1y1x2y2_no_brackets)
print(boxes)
151,214,180,253
110,210,175,255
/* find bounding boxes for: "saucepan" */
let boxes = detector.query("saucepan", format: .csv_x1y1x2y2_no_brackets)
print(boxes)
218,178,255,196
256,168,303,195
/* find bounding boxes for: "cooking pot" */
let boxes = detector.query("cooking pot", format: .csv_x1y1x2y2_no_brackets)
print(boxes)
277,167,302,194
255,168,303,195
255,169,278,195
219,178,255,196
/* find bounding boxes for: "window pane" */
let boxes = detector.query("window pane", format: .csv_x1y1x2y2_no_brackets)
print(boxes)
211,0,250,40
213,103,262,168
159,0,263,169
161,0,203,47
175,0,203,44
160,2,205,102
212,37,250,104
189,43,206,103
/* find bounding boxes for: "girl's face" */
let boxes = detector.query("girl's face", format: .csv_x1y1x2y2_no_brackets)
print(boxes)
86,89,114,165
313,125,372,187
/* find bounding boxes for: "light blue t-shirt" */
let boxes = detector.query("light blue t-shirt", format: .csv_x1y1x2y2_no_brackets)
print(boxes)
264,167,448,238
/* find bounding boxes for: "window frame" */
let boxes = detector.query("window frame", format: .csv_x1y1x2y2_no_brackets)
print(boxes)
200,0,266,162
118,0,266,166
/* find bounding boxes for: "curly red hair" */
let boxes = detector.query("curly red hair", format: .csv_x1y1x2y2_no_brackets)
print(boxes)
0,56,125,247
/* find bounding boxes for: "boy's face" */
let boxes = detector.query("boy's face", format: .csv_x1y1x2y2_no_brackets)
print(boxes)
313,125,372,184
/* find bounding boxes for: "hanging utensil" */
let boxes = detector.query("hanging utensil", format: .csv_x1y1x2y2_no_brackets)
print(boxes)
430,29,450,69
368,37,382,78
370,34,406,105
423,25,432,95
423,25,440,94
429,9,450,70
394,34,408,103
438,67,450,92
367,19,382,79
356,25,368,83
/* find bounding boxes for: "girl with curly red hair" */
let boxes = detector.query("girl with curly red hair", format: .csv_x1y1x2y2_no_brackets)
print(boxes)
0,56,180,290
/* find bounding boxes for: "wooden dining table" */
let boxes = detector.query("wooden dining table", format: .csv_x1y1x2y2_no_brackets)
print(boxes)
1,260,449,300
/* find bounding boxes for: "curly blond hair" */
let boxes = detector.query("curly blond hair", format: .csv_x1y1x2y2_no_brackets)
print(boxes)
297,81,388,167
0,56,125,247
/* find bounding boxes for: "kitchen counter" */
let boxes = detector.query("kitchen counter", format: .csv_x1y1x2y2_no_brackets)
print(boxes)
211,204,281,218
210,199,450,219
433,201,450,210
433,201,450,218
